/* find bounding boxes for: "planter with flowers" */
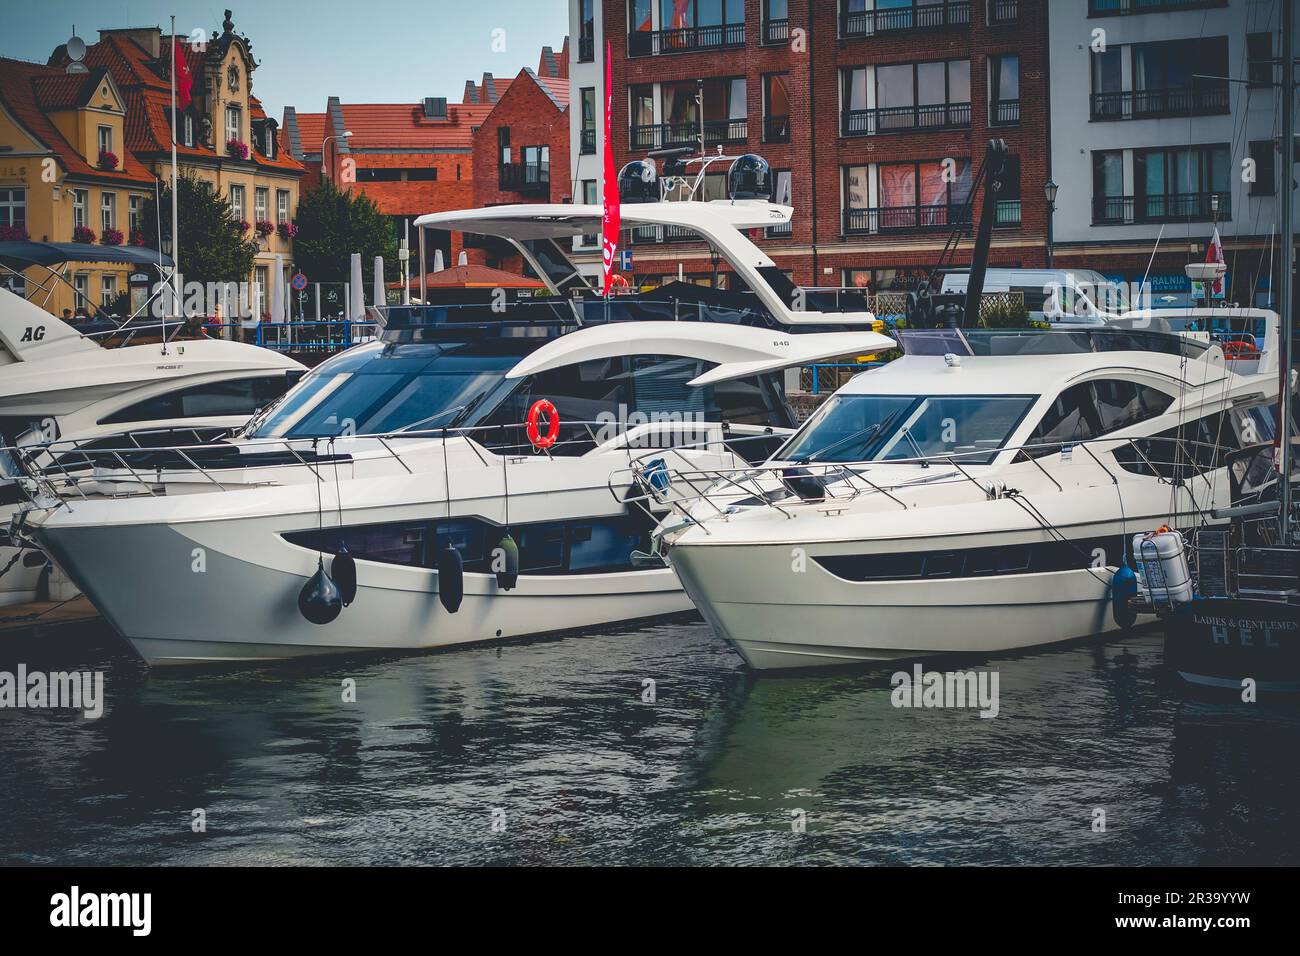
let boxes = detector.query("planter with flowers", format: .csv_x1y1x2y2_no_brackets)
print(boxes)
98,149,119,171
277,221,298,240
129,228,146,247
255,219,275,239
238,220,251,234
226,139,249,160
0,224,29,242
101,227,124,246
72,225,96,243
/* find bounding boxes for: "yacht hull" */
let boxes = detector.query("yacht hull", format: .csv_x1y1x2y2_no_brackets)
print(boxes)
668,541,1120,670
36,519,691,665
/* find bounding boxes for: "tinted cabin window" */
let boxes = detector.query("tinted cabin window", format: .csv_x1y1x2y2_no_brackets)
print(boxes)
481,354,794,454
1115,411,1243,479
1024,379,1173,458
100,376,289,425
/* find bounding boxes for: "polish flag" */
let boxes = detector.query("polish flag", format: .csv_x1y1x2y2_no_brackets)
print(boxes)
601,42,620,297
1205,227,1225,299
173,37,192,110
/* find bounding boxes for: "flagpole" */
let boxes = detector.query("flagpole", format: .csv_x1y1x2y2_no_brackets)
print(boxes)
168,14,179,346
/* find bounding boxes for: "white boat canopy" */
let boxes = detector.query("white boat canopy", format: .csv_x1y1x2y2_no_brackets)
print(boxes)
412,202,877,327
505,321,895,387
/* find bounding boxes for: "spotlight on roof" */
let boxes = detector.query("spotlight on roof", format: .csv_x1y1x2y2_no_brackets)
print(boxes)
618,159,659,205
727,154,771,201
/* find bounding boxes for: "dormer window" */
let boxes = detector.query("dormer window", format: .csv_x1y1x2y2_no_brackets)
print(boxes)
169,110,194,147
97,126,113,156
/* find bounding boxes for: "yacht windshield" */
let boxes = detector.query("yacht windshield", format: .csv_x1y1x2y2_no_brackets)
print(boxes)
779,394,1037,465
246,343,525,439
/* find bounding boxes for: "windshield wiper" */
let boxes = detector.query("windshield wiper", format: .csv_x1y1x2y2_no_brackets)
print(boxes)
804,407,903,464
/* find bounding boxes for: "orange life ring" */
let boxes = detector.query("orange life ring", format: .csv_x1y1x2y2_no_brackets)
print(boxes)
1221,340,1259,360
526,399,560,450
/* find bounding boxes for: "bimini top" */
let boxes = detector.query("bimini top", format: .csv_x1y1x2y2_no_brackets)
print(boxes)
507,321,895,388
0,240,174,270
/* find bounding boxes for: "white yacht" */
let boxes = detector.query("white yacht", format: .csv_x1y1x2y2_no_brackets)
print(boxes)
18,181,893,664
644,312,1286,669
0,288,304,606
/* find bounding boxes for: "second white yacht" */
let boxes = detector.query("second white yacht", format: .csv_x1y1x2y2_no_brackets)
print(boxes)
646,313,1287,669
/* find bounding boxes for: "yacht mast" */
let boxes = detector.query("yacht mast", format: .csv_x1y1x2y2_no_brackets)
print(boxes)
1281,0,1295,545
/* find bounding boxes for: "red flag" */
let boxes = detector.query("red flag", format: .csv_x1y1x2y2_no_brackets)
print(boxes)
1205,227,1225,299
173,37,192,110
600,42,620,297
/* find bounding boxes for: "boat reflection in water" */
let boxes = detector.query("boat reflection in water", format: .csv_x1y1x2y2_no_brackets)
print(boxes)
0,619,1296,866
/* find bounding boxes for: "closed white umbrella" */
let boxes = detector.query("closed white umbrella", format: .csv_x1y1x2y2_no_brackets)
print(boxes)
373,256,385,307
457,250,468,266
270,254,285,324
433,249,445,273
349,253,364,321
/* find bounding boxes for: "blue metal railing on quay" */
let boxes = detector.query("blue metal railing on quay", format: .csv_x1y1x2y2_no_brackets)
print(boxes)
194,320,379,352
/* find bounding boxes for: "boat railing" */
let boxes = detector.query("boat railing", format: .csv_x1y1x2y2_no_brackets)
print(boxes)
612,432,1262,541
2,418,786,512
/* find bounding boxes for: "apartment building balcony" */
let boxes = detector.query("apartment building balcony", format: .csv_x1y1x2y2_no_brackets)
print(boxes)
843,203,972,234
629,223,702,245
1088,0,1226,16
578,35,595,63
1092,191,1230,225
1090,86,1229,121
987,0,1018,25
627,23,745,57
498,162,550,195
840,1,970,38
580,128,596,155
763,18,790,45
990,99,1020,126
763,115,790,143
629,119,748,151
841,102,971,137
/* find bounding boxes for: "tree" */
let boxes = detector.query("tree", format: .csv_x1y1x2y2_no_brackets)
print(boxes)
142,172,258,284
293,180,398,285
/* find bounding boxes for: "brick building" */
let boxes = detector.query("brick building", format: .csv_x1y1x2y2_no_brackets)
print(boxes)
285,43,569,278
470,65,573,273
592,0,1048,291
284,95,491,272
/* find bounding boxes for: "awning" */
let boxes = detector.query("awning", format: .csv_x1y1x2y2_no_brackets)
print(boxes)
0,240,174,270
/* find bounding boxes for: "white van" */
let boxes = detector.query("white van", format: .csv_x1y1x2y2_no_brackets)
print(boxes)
939,268,1131,326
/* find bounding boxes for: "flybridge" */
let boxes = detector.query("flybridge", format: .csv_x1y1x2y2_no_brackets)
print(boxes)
409,201,878,329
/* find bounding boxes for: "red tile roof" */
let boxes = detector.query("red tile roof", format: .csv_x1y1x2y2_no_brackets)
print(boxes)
293,112,328,155
47,32,304,175
0,57,154,185
337,102,494,151
532,73,571,110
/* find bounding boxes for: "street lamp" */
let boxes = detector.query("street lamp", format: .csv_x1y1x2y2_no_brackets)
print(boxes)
322,130,353,181
1043,179,1059,269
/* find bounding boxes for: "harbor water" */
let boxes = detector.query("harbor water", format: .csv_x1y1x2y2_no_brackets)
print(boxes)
1,617,1297,866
